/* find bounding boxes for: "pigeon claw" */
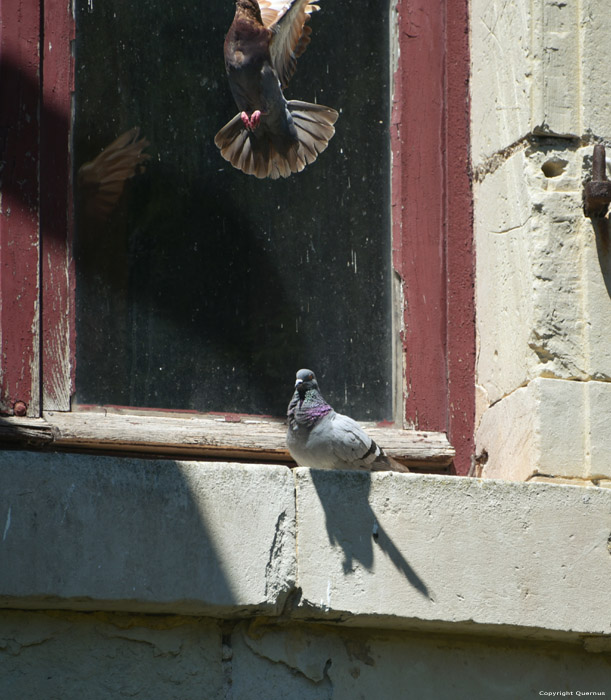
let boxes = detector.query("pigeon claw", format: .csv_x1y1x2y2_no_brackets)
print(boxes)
240,110,263,132
249,110,262,130
240,111,252,130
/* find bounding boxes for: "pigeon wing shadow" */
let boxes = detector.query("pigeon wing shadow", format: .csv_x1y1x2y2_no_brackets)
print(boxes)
309,469,432,600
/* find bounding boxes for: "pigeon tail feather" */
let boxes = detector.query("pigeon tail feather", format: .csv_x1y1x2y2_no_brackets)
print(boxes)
370,454,411,474
287,100,337,166
214,100,337,179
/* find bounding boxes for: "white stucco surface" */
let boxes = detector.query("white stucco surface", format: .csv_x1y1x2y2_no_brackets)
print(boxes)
0,452,296,616
1,452,610,645
294,468,611,641
3,611,610,699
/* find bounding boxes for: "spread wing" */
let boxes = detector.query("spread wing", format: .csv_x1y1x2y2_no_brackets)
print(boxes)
258,0,320,88
77,127,150,220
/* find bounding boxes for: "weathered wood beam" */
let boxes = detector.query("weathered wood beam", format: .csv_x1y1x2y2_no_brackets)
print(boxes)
0,412,455,468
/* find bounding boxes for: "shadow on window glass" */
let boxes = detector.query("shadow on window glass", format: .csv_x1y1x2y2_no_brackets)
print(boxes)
73,0,392,421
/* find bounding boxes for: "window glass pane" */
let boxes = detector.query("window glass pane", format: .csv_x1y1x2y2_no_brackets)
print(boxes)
73,0,392,420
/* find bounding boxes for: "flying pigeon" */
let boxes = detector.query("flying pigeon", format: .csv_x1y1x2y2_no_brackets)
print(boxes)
286,369,410,472
77,127,150,220
215,0,338,179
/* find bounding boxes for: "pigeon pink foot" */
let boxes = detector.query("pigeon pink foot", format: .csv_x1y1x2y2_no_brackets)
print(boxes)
240,110,262,132
249,110,262,130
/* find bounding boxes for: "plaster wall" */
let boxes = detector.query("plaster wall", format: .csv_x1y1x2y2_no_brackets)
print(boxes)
2,610,610,700
2,453,611,696
471,0,611,480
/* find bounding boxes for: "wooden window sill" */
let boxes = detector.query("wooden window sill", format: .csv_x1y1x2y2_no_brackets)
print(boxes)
0,411,455,469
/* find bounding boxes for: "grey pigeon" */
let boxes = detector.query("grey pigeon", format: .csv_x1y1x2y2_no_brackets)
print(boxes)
215,0,338,179
286,369,410,472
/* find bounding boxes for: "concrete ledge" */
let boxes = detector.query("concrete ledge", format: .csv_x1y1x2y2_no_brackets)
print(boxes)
0,452,296,616
294,468,611,642
1,452,611,645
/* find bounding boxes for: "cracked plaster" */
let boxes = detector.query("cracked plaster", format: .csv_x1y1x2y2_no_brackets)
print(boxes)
3,611,611,699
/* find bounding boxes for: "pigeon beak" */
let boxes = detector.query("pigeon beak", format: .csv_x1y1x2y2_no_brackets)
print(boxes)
295,378,303,388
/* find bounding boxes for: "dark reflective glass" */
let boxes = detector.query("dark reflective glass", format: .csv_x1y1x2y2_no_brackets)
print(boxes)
73,0,392,420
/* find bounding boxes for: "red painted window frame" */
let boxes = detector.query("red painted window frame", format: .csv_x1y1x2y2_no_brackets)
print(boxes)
0,0,474,474
391,1,475,474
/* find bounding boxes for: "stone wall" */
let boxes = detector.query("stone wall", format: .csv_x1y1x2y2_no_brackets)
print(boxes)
2,452,611,697
472,0,611,482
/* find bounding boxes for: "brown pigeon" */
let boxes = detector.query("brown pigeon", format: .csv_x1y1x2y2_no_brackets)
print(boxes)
77,127,150,220
215,0,338,179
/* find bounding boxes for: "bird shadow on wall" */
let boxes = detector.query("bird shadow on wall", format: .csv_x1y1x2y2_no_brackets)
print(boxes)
309,469,433,601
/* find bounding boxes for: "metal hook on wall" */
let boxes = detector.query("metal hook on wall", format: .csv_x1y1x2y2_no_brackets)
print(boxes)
583,144,611,219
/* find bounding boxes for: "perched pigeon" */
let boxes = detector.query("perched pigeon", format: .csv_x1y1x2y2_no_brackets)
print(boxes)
286,369,410,472
215,0,338,179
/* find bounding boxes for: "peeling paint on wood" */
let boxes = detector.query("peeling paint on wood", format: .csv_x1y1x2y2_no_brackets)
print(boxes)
0,416,54,444
0,0,42,416
392,0,448,433
445,0,476,476
41,0,75,411
391,0,474,474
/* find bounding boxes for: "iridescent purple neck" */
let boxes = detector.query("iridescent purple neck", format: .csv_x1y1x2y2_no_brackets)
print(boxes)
303,401,332,419
288,388,333,429
297,390,332,425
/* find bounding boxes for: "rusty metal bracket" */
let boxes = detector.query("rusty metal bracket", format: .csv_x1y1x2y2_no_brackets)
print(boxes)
583,144,611,219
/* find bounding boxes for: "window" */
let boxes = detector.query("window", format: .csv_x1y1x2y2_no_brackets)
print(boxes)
0,0,473,473
72,0,392,419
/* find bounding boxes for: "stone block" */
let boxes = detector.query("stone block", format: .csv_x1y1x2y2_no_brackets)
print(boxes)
474,150,535,406
586,380,611,478
475,143,611,410
477,377,611,480
475,384,539,482
531,0,581,138
470,0,532,164
294,467,611,638
475,149,588,403
0,452,296,615
581,0,611,141
471,0,606,164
